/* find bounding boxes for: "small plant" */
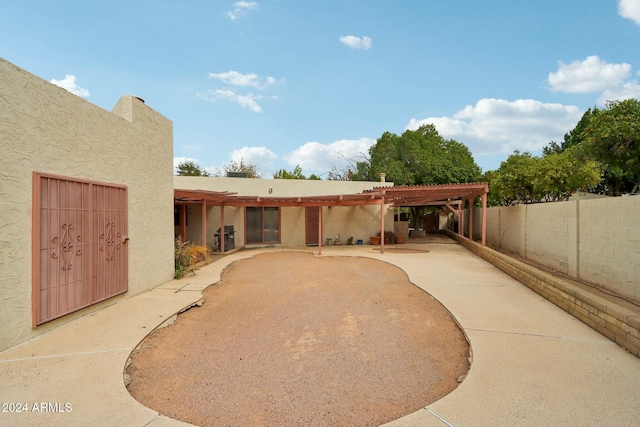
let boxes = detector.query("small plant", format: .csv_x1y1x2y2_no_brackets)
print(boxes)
378,230,395,244
187,245,211,263
347,236,354,245
175,236,196,279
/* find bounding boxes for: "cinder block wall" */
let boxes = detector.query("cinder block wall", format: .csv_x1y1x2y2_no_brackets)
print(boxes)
471,196,640,303
451,234,640,358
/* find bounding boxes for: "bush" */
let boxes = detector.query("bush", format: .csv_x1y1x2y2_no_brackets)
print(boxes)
174,237,195,279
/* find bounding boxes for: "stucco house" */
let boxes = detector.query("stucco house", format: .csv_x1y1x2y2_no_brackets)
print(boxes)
174,176,395,251
0,57,489,352
0,58,174,352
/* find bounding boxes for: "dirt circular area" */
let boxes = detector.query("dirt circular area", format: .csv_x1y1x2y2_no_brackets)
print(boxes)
126,252,469,427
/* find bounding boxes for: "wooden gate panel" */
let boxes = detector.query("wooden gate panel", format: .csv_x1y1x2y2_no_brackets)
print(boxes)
92,184,128,303
305,207,320,245
33,173,127,326
35,176,92,324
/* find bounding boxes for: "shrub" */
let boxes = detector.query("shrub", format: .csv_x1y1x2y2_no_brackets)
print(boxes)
174,236,195,279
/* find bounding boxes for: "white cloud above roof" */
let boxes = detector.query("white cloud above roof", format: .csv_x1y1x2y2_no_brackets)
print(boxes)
208,70,280,89
339,35,372,50
407,98,582,156
230,146,277,174
50,75,90,98
618,0,640,26
196,89,265,113
547,55,631,93
284,137,375,173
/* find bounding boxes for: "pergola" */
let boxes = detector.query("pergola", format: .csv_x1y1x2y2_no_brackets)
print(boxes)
174,182,488,254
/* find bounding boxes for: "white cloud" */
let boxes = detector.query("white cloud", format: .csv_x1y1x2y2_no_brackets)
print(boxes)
208,70,281,89
50,75,90,98
228,1,258,20
548,55,631,93
230,146,277,174
284,137,376,173
407,98,582,156
339,35,372,50
619,0,640,26
196,89,264,112
598,80,640,104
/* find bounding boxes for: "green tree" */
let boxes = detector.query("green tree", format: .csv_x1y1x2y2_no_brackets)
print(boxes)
543,107,597,156
217,158,262,178
488,149,601,205
354,124,482,226
273,165,307,179
354,125,481,185
582,98,640,194
176,160,210,176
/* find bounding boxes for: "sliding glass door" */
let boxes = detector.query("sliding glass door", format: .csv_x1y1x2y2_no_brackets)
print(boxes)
246,207,280,244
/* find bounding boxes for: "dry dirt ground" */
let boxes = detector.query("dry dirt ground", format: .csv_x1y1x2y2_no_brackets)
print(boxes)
126,251,470,427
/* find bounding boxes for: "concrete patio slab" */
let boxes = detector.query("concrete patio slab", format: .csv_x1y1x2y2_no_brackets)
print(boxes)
1,242,639,427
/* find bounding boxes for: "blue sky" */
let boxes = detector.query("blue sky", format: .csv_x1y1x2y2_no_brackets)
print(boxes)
2,1,640,178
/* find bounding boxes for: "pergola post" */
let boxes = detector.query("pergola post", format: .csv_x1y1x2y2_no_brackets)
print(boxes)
179,204,187,242
380,198,385,254
318,205,323,255
220,204,225,253
201,200,207,248
481,192,487,246
468,197,474,241
458,200,464,237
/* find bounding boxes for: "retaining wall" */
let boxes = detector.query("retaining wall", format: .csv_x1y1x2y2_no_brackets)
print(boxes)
450,233,640,358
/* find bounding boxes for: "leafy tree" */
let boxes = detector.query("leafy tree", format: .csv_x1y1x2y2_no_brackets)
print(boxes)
582,99,640,194
353,124,481,227
217,158,262,178
488,149,601,205
543,107,597,156
176,160,210,176
353,124,481,185
273,165,307,179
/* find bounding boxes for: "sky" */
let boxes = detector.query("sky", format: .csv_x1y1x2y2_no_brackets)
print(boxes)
2,1,640,179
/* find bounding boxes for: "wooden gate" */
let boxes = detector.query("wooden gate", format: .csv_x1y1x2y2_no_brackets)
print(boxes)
305,206,320,245
32,173,128,326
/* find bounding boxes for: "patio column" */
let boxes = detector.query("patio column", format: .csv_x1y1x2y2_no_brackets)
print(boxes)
481,192,487,246
318,205,323,255
468,197,474,241
202,200,207,248
179,204,187,242
458,200,464,237
380,198,385,254
220,204,225,253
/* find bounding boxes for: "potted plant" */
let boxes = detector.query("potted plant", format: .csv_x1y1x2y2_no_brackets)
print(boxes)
370,235,380,245
395,234,405,244
378,230,395,245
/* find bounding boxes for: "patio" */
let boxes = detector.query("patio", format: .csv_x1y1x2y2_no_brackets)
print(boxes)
1,242,639,427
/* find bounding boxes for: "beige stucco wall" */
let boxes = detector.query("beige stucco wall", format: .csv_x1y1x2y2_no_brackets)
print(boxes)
0,58,174,351
471,195,640,303
174,176,394,248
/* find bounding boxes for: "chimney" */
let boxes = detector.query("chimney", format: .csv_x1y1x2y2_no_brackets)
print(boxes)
380,173,386,183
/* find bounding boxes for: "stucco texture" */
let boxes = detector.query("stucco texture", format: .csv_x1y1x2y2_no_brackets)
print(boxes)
0,58,174,351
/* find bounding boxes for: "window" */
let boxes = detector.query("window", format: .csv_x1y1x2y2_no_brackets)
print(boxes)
245,207,280,244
